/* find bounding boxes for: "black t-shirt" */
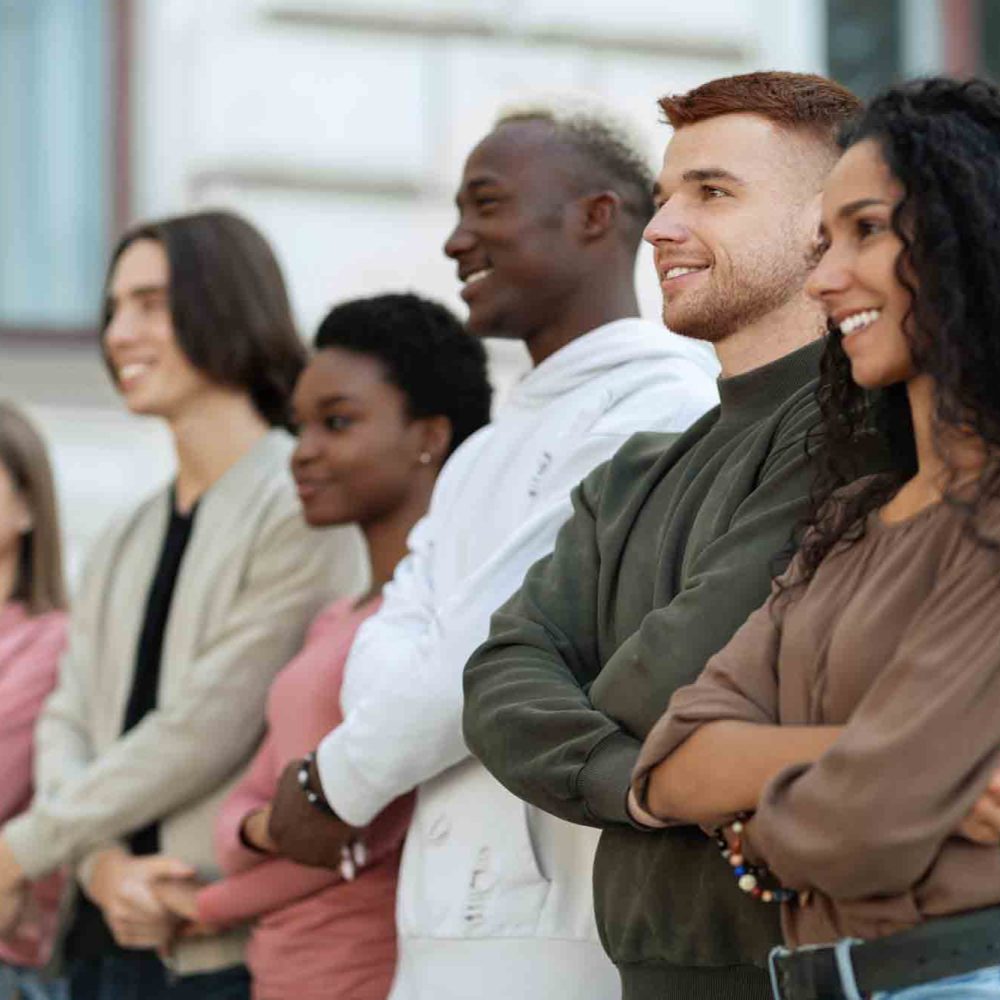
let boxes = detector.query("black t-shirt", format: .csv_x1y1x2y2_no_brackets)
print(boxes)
65,498,198,961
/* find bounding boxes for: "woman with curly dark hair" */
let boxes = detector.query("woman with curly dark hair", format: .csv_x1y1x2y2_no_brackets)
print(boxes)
630,77,1000,999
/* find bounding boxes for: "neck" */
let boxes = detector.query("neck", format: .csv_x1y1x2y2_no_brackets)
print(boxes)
906,373,986,493
169,392,269,513
714,294,825,379
360,471,438,596
523,276,639,367
0,549,17,608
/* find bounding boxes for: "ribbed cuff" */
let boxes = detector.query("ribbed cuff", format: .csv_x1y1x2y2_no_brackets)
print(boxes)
3,811,51,881
577,731,643,827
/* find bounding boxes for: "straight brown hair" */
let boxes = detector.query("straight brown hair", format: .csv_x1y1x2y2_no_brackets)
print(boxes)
101,210,306,427
0,402,67,614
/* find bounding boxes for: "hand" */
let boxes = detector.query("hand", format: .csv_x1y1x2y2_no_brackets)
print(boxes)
958,769,1000,845
0,836,26,896
241,806,276,854
154,878,201,924
0,882,28,937
86,849,194,951
268,759,356,868
626,787,668,830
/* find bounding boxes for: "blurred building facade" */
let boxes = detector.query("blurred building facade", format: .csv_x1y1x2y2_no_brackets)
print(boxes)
0,0,984,577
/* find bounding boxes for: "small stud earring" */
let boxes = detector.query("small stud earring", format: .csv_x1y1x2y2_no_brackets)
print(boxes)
419,452,432,466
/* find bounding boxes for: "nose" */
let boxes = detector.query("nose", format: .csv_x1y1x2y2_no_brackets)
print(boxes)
643,202,690,247
444,216,475,260
102,305,137,355
805,239,851,303
291,424,322,469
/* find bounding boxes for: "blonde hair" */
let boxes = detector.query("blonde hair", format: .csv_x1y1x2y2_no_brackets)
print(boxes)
0,402,67,614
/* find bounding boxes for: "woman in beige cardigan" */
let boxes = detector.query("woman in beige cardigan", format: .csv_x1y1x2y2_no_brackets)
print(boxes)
0,211,365,1000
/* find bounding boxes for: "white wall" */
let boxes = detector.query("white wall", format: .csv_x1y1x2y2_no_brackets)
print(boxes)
8,0,825,581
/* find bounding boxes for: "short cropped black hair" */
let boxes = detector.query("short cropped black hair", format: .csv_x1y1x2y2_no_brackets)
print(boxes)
495,107,655,247
314,293,492,457
103,210,305,427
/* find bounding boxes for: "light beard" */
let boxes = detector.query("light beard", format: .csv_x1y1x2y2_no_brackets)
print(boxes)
664,242,811,344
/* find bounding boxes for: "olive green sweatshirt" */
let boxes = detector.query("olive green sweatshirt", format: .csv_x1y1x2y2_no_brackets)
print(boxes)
463,340,843,1000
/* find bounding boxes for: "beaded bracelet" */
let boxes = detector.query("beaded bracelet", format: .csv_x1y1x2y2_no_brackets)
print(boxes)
714,817,797,904
296,753,368,883
297,752,335,816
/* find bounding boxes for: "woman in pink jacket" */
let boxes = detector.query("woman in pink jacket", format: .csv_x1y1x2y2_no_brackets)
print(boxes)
157,293,491,1000
0,402,68,1000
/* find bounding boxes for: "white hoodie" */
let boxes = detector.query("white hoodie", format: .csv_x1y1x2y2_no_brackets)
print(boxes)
317,318,718,1000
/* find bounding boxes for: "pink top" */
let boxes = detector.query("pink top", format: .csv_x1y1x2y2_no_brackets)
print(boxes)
0,602,66,968
198,597,413,1000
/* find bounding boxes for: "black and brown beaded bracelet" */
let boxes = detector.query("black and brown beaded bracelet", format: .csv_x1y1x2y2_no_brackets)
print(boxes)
714,817,797,904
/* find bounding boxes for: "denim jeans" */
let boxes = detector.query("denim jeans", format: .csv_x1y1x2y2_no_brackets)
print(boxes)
67,953,250,1000
0,964,67,1000
871,965,1000,999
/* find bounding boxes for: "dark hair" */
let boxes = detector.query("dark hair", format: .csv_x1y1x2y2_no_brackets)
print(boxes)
494,108,656,247
0,401,66,614
659,71,861,150
313,293,492,457
102,210,305,427
795,76,1000,585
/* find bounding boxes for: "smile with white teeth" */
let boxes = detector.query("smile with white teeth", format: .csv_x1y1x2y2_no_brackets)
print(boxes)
838,308,881,337
118,362,151,382
664,265,707,280
463,268,493,285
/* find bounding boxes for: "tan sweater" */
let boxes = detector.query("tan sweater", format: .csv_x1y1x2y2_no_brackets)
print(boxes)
3,430,367,974
635,496,1000,947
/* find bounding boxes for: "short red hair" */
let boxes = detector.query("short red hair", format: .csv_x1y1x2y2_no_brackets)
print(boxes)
659,70,861,147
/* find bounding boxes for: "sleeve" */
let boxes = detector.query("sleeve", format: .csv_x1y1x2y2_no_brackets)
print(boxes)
197,857,338,928
213,730,279,876
629,586,785,803
3,512,356,880
749,543,1000,899
464,403,815,829
317,423,663,827
0,618,66,822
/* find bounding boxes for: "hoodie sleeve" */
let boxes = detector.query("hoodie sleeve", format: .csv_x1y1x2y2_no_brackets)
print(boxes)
317,360,717,827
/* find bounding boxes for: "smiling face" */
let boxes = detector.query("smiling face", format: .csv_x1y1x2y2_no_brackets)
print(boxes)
645,113,821,342
806,139,916,389
102,239,219,420
290,348,433,528
444,121,584,340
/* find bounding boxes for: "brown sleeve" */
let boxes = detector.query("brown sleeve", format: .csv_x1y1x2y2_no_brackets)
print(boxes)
749,539,1000,899
630,577,787,809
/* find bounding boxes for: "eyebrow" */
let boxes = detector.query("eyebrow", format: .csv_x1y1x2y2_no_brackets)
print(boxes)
106,283,168,309
837,197,888,219
315,394,355,408
454,175,503,207
681,167,745,186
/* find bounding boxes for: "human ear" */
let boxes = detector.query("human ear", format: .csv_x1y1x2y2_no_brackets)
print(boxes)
577,191,620,242
414,415,453,469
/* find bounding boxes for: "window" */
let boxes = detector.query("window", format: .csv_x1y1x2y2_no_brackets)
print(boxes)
827,0,902,99
0,0,115,330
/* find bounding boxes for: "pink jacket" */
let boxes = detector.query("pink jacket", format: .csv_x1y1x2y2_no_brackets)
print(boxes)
0,602,66,968
198,598,413,1000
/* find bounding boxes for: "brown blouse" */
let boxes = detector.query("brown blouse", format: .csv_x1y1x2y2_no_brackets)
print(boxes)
634,497,1000,947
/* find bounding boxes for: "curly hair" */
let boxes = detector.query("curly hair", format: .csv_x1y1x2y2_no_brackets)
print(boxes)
793,76,1000,585
313,293,492,458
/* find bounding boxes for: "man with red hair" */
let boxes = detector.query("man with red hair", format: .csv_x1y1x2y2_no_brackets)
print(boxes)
464,71,865,998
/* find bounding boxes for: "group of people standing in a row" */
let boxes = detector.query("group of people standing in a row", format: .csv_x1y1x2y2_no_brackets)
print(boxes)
2,65,1000,1000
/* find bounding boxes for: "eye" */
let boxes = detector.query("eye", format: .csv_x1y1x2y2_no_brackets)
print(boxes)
856,218,886,240
806,238,829,269
701,185,729,200
323,415,353,432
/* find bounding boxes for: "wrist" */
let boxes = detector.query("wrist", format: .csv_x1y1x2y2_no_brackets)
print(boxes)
299,752,337,818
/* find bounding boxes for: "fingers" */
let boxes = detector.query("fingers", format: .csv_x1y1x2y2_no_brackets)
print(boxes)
139,856,197,881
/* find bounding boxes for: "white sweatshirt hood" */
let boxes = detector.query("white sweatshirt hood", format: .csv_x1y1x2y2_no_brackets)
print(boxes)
509,317,718,407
